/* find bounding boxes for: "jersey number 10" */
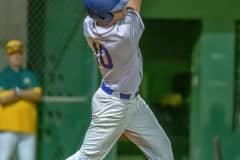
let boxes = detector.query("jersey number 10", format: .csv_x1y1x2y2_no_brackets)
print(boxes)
92,42,113,69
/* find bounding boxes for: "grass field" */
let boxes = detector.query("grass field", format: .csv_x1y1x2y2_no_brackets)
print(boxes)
118,155,146,160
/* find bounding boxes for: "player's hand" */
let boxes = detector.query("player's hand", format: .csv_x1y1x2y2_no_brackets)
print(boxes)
127,0,142,13
0,90,18,106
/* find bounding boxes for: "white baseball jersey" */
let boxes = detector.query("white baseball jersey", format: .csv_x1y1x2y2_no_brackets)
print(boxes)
66,8,174,160
84,9,144,93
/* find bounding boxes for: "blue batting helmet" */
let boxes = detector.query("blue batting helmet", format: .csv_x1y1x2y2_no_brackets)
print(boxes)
84,0,128,23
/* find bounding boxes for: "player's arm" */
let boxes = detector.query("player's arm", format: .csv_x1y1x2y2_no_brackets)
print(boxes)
126,0,142,13
0,75,20,105
18,72,43,102
0,90,19,105
17,87,43,102
0,87,42,105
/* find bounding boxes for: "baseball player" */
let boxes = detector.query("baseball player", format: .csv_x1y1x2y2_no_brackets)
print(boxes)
0,40,42,160
66,0,174,159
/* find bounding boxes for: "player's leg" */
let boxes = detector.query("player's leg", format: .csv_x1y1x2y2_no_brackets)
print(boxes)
17,133,36,160
66,88,135,160
0,132,18,160
124,95,174,160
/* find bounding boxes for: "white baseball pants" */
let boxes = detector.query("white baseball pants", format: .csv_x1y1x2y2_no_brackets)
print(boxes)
66,88,174,160
0,132,36,160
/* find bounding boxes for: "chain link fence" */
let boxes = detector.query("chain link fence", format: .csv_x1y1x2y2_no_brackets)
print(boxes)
28,1,90,160
28,0,89,97
28,0,45,85
26,1,118,160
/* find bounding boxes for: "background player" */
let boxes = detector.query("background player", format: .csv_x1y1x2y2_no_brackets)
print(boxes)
0,40,42,160
66,0,174,159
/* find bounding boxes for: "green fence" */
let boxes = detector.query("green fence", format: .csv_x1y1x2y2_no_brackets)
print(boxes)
28,0,116,159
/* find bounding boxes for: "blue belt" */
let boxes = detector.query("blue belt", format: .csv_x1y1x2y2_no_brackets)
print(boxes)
101,82,138,100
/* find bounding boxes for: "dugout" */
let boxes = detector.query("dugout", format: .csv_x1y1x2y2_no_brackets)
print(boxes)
139,0,240,160
118,19,201,160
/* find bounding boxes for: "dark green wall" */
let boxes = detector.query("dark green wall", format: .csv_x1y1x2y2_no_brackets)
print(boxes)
142,0,240,21
190,23,240,160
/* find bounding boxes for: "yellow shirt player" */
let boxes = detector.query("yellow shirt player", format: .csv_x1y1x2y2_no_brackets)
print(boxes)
0,40,42,160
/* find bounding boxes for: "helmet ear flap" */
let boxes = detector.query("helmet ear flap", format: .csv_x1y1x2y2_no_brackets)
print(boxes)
100,12,114,22
88,9,114,23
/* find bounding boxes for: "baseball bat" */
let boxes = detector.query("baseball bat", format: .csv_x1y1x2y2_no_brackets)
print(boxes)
214,136,222,160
